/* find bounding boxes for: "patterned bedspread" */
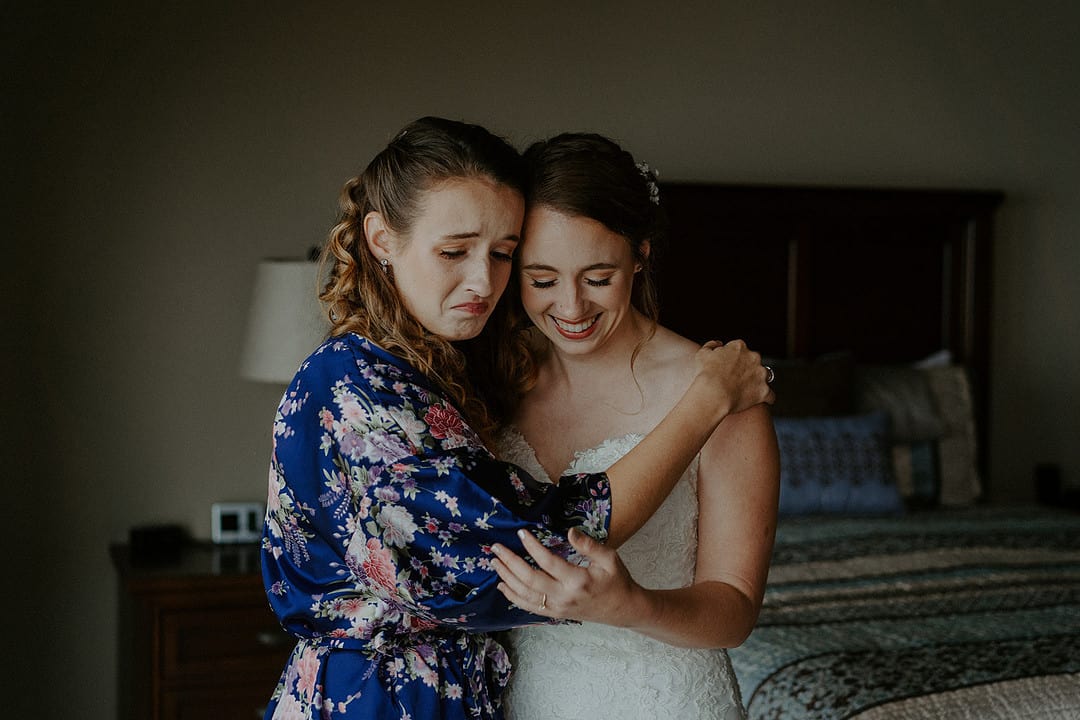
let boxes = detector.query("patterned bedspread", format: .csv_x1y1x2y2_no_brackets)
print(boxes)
729,506,1080,719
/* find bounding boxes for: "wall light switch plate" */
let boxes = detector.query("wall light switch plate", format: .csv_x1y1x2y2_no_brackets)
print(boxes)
211,501,264,544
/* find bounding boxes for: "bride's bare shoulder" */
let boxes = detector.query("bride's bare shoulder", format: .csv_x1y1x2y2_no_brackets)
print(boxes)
651,325,701,356
644,325,701,379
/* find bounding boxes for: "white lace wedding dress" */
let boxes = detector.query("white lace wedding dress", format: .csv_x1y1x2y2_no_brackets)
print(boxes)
496,429,746,720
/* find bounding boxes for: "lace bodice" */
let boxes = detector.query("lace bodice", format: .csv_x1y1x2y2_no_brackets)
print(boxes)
495,430,746,720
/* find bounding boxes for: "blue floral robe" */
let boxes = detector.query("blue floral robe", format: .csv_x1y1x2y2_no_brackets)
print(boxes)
262,334,611,719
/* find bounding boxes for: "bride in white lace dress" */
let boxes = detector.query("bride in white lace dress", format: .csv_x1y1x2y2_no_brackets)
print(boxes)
489,134,780,720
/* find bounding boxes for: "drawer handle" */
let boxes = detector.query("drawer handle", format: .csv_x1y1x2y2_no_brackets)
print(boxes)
256,629,293,648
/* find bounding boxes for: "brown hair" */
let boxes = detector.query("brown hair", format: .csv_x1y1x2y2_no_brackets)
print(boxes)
523,133,667,324
519,133,669,377
319,117,529,442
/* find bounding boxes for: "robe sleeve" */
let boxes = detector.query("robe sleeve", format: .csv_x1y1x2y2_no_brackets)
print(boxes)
262,337,611,641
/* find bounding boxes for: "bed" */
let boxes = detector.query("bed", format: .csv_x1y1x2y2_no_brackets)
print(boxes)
654,182,1080,719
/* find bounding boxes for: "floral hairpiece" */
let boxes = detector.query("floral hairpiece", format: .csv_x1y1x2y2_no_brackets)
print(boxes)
636,161,661,205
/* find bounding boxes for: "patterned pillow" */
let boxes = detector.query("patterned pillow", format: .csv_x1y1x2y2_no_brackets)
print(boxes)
891,440,940,510
775,412,904,516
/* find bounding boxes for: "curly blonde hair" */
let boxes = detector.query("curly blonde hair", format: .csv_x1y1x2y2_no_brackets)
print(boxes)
319,117,533,443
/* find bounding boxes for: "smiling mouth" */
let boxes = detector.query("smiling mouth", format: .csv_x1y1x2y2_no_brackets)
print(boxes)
551,314,600,336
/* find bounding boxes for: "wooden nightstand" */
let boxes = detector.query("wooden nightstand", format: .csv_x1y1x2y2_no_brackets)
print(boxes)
111,542,293,720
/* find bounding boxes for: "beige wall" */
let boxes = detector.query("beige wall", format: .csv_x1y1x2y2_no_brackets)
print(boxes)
9,1,1079,716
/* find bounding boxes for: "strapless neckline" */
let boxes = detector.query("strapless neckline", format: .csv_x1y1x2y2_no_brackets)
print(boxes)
494,427,746,720
499,426,645,484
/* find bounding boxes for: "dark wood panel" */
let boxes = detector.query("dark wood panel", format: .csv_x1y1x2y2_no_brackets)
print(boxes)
161,685,271,720
159,597,288,680
112,543,291,720
798,217,950,361
655,182,1002,475
657,185,791,355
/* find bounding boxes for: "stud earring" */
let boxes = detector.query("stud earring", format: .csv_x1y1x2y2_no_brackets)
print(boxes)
380,258,390,274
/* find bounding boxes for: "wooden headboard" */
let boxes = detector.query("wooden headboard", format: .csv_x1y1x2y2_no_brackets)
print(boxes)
654,182,1003,471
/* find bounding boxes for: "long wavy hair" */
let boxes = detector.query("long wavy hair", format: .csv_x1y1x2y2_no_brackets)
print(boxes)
319,116,532,443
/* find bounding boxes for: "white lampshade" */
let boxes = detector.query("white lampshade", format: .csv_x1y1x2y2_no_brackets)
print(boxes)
240,258,330,383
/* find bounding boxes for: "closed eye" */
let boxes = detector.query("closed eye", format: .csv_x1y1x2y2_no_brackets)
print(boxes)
585,277,612,287
529,278,556,289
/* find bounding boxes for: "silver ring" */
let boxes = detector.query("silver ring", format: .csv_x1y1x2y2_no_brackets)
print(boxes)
764,365,775,384
538,593,547,611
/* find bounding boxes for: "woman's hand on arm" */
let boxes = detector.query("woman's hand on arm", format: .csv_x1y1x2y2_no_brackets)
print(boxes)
491,528,758,648
491,527,654,627
691,339,776,418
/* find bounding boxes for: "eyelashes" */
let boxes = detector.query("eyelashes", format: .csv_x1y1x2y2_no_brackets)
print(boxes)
439,249,515,263
528,277,612,289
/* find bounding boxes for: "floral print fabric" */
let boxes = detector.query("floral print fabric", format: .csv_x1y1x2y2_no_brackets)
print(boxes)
262,334,611,720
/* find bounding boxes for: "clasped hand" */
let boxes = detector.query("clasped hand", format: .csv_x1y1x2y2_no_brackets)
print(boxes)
695,339,775,417
491,527,646,626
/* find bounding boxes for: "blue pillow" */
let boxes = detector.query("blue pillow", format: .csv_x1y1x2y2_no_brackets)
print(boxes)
774,411,904,516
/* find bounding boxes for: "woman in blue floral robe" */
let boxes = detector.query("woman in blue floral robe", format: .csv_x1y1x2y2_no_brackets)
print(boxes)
260,117,768,720
263,333,611,719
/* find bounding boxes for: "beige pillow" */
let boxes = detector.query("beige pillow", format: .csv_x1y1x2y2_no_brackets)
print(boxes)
924,365,981,506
